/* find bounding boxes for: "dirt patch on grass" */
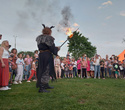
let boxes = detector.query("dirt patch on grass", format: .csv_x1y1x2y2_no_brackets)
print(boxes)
84,83,90,86
78,99,86,104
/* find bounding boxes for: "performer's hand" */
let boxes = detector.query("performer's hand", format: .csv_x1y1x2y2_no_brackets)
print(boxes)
57,47,60,51
2,63,5,67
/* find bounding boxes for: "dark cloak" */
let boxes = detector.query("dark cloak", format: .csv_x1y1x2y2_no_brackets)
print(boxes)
36,34,58,88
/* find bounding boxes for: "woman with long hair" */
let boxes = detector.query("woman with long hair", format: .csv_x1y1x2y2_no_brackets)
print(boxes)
0,40,10,90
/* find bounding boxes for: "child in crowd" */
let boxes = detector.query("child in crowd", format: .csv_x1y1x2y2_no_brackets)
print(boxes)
108,60,113,78
90,58,94,78
119,61,124,78
64,63,69,78
24,61,29,80
100,60,105,79
13,54,24,84
77,57,82,78
27,59,37,82
81,58,88,78
8,55,15,84
69,61,73,78
61,60,65,78
34,50,38,59
113,59,120,79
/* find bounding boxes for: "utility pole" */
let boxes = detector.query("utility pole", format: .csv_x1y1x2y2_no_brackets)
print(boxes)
13,35,17,48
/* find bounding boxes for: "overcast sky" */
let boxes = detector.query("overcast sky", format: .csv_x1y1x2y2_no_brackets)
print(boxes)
0,0,125,58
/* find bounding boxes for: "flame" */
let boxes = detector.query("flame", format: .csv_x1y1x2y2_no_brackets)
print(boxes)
66,28,73,38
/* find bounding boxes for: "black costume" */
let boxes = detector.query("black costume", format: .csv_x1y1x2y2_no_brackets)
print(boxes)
36,34,58,92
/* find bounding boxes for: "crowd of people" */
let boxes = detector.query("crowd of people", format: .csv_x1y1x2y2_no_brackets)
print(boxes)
54,53,125,80
0,39,38,90
0,35,125,91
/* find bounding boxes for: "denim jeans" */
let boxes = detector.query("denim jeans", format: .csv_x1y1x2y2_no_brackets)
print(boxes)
73,67,77,77
94,65,100,78
108,68,112,76
105,68,107,77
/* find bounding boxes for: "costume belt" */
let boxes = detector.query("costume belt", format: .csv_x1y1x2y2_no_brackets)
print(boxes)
39,50,50,53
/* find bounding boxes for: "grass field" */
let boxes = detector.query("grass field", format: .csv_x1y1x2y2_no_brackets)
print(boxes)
0,78,125,110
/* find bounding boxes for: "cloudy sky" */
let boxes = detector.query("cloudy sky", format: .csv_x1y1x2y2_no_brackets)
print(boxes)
0,0,125,58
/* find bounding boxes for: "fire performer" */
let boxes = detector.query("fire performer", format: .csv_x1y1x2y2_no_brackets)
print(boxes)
36,24,60,93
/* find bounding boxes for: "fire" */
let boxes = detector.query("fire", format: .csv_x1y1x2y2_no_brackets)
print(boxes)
66,28,73,38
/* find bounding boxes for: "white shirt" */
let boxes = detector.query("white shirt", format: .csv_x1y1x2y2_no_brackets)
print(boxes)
95,58,100,65
72,61,77,68
16,58,24,66
2,48,9,59
61,62,65,69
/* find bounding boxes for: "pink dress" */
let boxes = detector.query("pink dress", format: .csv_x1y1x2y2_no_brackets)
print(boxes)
77,60,81,70
87,60,90,71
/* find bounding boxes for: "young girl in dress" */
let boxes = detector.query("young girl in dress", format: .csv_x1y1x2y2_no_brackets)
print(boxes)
27,59,37,82
13,54,24,84
81,58,88,78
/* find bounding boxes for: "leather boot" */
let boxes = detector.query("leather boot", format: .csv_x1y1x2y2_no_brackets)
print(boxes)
45,83,54,89
39,84,50,93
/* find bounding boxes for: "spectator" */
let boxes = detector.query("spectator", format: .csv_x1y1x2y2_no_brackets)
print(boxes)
113,59,120,79
27,59,37,82
24,54,32,78
13,53,24,84
0,40,10,90
72,58,77,77
104,55,109,77
69,60,73,78
66,55,70,65
54,55,61,79
94,54,101,79
34,50,38,59
77,57,82,78
10,48,18,82
81,57,88,78
108,59,113,78
8,55,16,84
61,59,65,78
87,57,90,78
24,61,29,80
90,58,94,78
64,63,69,78
100,60,105,79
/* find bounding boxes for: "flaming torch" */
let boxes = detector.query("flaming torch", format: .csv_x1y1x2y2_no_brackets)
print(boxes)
60,28,79,48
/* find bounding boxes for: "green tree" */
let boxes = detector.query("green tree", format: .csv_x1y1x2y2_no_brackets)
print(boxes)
18,51,34,58
68,31,96,60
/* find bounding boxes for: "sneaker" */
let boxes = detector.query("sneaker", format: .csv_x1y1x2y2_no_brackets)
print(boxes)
18,81,22,84
33,79,36,81
13,81,19,84
6,86,11,90
27,80,31,82
94,77,96,79
0,87,8,90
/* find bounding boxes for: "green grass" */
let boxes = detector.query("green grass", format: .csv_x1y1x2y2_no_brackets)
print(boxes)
0,78,125,110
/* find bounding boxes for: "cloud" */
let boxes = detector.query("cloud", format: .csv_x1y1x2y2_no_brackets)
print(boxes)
120,11,125,16
73,23,79,27
106,16,112,19
59,40,64,43
102,1,112,5
98,1,112,9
